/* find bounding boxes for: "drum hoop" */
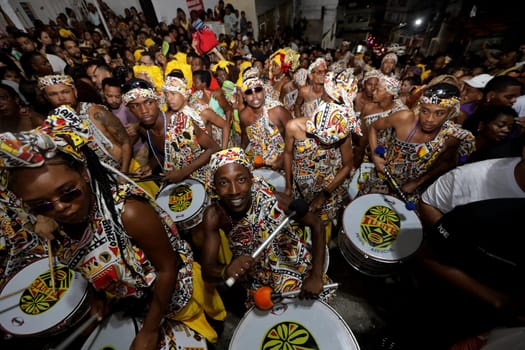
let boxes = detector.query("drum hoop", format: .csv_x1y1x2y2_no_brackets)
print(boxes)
0,258,89,336
156,179,207,221
229,299,360,349
342,194,423,261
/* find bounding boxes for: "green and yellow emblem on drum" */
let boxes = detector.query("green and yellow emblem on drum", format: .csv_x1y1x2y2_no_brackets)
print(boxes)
360,205,401,249
168,184,193,213
20,266,72,315
262,321,319,350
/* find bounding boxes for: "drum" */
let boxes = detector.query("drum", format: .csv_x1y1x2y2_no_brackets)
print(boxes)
0,258,89,337
156,178,209,231
253,168,286,192
348,162,375,200
229,299,360,349
81,312,208,350
339,194,423,277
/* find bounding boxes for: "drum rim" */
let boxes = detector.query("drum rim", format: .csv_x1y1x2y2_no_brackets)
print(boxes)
228,299,360,349
342,193,423,261
0,258,89,336
156,179,207,222
252,168,286,192
348,162,375,199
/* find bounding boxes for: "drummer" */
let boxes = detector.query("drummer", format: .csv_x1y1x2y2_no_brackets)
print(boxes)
360,81,475,200
200,147,330,307
283,68,360,242
239,69,292,169
0,111,226,349
124,78,219,186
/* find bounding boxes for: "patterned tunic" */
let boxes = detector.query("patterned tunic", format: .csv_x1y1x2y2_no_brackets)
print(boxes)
292,138,348,221
359,120,475,199
227,177,318,304
56,183,194,316
164,106,209,185
245,99,285,165
0,186,46,286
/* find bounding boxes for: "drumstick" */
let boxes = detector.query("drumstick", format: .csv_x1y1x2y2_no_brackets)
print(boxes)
0,286,30,301
49,314,99,350
47,239,57,297
225,199,310,287
253,283,339,310
374,146,417,211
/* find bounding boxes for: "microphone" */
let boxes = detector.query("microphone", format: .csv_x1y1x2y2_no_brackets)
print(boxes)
374,146,416,211
225,199,309,287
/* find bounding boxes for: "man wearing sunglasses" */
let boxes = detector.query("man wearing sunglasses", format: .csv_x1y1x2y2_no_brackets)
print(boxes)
361,81,475,200
37,74,132,173
239,73,292,169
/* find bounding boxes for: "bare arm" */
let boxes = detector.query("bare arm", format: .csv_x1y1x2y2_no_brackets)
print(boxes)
200,108,230,149
283,119,300,196
122,198,179,349
293,87,306,119
91,106,132,172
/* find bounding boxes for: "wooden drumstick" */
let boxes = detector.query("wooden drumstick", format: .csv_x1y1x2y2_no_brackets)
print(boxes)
0,286,30,301
49,314,99,350
47,239,57,297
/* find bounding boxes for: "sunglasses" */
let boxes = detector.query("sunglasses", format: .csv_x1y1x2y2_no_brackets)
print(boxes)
244,86,263,95
121,79,153,94
26,187,83,215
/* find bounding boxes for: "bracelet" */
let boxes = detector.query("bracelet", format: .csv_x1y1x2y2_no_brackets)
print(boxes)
321,189,331,198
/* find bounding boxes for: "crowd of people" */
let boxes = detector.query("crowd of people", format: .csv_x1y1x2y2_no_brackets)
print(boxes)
1,1,525,349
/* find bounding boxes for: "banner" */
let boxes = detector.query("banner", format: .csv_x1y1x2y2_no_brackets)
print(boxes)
186,0,204,14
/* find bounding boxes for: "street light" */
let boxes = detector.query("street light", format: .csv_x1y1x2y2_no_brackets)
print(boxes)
414,18,423,27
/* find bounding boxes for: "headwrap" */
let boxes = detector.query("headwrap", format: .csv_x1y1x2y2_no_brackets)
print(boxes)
208,147,253,189
324,68,358,106
382,53,398,65
307,58,327,75
162,76,190,98
212,60,234,74
237,62,254,87
134,49,145,61
122,85,160,106
306,102,351,145
379,75,400,97
0,105,90,169
294,68,308,88
221,80,236,99
362,69,381,85
418,82,461,120
38,75,75,90
144,38,155,48
241,75,263,93
269,48,300,78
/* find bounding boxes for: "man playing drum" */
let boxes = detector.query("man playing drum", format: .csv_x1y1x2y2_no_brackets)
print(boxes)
200,148,330,307
361,82,475,200
124,78,220,186
283,68,360,241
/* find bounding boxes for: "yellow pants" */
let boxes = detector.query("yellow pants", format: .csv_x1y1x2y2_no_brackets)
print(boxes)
128,158,159,198
169,262,226,343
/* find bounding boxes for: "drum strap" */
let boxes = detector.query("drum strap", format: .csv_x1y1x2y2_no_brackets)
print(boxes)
146,112,166,170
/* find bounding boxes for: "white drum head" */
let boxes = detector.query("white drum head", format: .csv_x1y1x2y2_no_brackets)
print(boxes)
229,299,360,349
81,312,137,350
156,179,206,223
253,168,286,192
342,194,423,263
81,313,208,350
348,163,375,200
0,258,88,336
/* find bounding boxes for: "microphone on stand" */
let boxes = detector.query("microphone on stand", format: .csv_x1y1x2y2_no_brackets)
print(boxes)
225,199,309,287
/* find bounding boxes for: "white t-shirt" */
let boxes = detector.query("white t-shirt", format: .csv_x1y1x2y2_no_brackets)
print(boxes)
513,95,525,117
46,54,67,74
421,157,525,214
